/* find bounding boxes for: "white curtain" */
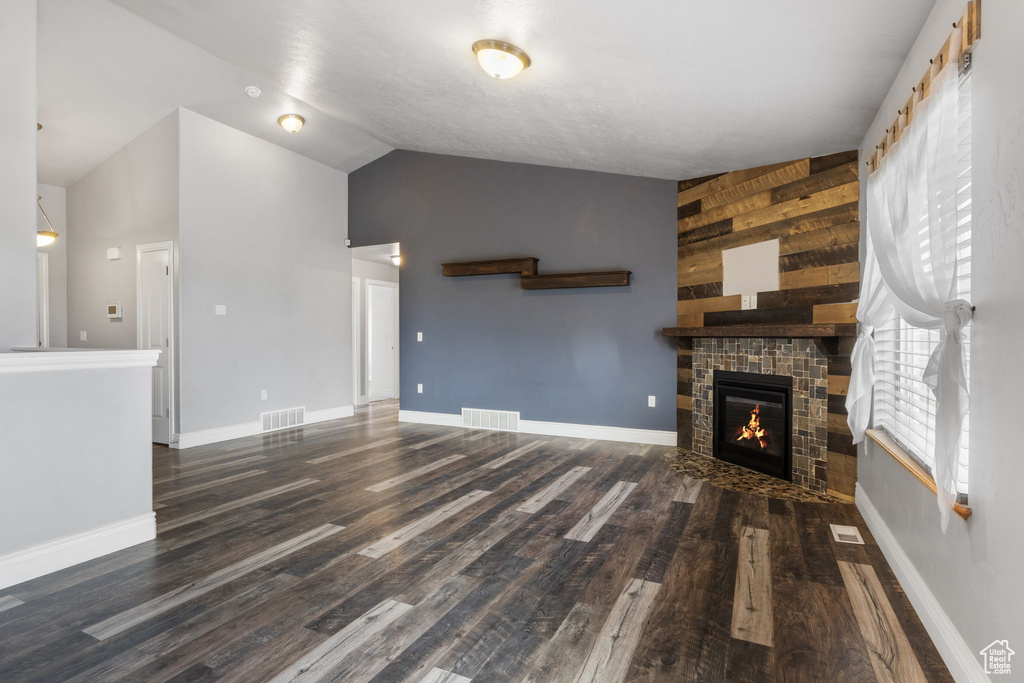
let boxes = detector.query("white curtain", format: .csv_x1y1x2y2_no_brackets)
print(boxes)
845,229,893,443
848,28,972,530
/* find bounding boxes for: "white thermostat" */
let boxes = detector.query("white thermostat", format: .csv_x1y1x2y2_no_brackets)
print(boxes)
107,303,122,319
106,247,122,260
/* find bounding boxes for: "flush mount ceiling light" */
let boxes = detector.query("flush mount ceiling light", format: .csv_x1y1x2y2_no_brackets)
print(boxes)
472,39,531,79
278,113,304,133
36,195,59,247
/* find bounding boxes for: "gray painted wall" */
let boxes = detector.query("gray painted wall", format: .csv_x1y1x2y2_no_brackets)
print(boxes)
66,110,180,432
37,183,67,347
858,0,1023,662
0,364,152,556
178,109,352,434
66,110,180,352
0,0,39,351
349,150,677,431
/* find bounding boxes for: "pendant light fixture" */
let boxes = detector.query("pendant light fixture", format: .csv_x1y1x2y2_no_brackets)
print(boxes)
472,40,531,79
36,195,59,247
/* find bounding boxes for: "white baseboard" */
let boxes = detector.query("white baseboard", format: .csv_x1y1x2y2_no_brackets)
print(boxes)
398,410,676,446
518,419,676,445
174,421,261,449
174,405,355,449
306,405,355,424
855,484,986,683
398,410,463,428
0,512,156,591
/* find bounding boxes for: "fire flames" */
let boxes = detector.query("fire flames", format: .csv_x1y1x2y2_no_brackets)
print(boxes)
736,404,769,448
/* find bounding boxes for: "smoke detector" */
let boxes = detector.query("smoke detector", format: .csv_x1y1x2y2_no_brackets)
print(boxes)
245,86,261,98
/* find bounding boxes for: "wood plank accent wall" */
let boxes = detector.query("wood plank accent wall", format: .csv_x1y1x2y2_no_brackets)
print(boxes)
675,151,860,499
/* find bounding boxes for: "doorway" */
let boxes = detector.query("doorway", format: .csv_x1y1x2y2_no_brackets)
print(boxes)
137,241,174,445
350,243,400,405
367,280,399,401
36,253,49,348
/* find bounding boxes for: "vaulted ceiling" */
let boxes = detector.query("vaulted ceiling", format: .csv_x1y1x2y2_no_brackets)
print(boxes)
40,0,937,186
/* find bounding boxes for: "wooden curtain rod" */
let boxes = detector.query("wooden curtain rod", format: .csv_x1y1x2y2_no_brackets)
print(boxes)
868,0,981,172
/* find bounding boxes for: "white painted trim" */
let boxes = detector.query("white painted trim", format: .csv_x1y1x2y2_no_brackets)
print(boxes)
352,276,366,406
137,241,176,446
518,419,677,445
306,405,355,423
398,410,676,445
36,252,49,348
3,349,161,372
174,405,355,449
175,421,262,449
0,513,156,591
399,409,463,428
855,484,987,683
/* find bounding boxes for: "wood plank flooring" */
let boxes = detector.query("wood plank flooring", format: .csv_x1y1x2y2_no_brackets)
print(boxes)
0,401,952,682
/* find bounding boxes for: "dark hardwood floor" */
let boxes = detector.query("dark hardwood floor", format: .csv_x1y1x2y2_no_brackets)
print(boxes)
0,401,951,682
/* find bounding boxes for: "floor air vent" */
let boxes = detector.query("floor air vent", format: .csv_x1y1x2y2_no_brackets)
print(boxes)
829,524,865,545
261,407,305,433
462,408,519,432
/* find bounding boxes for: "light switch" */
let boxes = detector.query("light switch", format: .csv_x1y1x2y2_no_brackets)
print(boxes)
215,304,227,316
261,389,268,400
417,332,423,342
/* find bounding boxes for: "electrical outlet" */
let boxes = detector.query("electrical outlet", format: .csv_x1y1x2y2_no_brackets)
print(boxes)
741,295,751,310
261,389,268,400
79,331,87,342
417,332,423,342
648,395,656,408
417,383,423,394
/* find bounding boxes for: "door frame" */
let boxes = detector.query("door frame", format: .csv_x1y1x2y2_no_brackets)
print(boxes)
352,276,366,406
137,241,175,443
36,252,49,348
365,278,399,401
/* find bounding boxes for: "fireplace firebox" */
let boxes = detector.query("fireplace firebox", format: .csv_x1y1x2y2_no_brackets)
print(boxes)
713,370,792,481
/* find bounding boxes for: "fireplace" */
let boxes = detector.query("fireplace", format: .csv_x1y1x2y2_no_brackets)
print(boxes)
713,370,792,481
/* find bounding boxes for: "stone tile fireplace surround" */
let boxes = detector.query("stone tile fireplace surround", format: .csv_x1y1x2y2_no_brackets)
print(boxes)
692,338,829,492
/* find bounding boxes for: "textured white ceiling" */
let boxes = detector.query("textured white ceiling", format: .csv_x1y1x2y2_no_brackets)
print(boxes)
37,0,392,187
108,0,936,180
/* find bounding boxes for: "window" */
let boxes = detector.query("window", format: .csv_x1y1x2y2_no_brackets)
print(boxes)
873,69,972,497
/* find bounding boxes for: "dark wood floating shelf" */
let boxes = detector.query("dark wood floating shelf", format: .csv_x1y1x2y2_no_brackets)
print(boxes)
442,258,631,290
661,323,858,338
521,270,632,290
442,258,539,277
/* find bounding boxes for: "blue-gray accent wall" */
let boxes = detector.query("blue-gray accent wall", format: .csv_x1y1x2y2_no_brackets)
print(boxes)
348,150,677,431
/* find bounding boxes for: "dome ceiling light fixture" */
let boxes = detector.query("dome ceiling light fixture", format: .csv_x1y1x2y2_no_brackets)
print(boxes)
278,113,305,133
471,39,531,80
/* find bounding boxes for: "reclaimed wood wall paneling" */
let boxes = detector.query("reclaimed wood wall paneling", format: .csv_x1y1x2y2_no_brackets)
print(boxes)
674,151,860,497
